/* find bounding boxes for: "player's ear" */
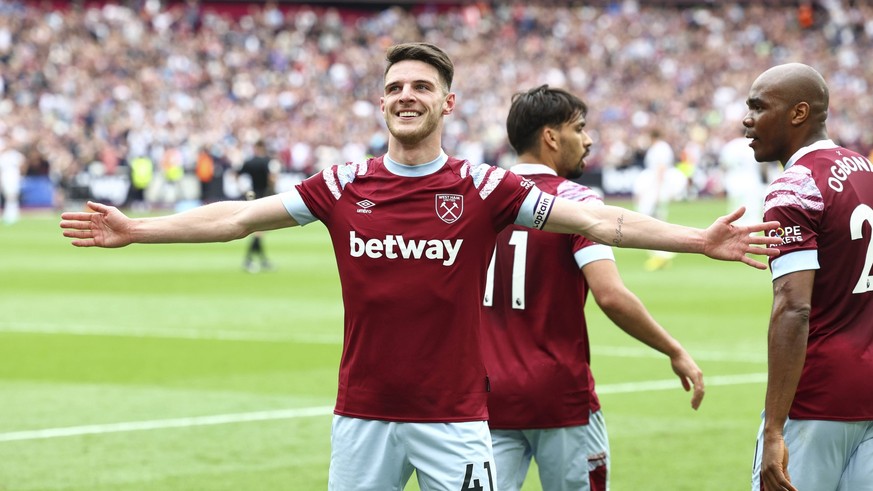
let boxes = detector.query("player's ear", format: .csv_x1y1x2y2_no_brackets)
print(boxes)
791,101,810,126
442,92,456,116
543,126,559,151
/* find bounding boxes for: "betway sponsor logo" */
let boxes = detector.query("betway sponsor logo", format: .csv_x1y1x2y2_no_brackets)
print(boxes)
349,231,463,266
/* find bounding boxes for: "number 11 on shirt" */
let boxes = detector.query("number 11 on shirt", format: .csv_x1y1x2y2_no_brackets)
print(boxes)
483,230,528,309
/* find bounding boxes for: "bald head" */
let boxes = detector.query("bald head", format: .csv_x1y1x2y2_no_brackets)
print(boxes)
753,63,829,124
744,63,832,163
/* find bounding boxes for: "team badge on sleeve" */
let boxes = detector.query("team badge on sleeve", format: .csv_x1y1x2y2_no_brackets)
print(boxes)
436,194,464,223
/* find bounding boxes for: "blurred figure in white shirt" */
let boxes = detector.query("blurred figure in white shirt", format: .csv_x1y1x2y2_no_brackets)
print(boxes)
719,135,768,225
0,139,26,225
633,128,684,271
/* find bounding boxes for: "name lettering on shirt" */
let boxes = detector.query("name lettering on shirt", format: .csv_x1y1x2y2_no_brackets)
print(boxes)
827,154,873,192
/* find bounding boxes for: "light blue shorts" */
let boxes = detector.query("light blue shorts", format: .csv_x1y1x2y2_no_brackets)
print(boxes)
751,412,873,490
490,410,610,491
328,415,496,491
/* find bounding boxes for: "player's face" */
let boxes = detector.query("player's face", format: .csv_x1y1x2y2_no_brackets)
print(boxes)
381,60,454,146
555,115,593,180
744,79,790,164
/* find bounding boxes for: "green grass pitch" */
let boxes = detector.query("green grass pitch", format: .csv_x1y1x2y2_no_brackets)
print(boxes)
0,198,772,490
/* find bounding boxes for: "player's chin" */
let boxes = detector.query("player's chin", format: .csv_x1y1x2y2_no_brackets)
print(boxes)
749,140,772,162
567,162,585,180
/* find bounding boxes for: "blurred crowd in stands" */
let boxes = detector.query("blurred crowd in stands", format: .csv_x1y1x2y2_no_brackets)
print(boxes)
1,0,871,210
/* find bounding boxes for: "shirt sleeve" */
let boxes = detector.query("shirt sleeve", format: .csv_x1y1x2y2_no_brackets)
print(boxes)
770,249,820,280
280,188,318,226
574,244,615,269
763,166,822,280
514,188,555,230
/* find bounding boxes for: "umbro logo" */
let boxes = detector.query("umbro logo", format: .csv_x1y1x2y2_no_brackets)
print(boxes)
356,199,375,214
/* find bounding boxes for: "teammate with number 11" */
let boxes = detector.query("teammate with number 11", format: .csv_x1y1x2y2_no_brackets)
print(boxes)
482,85,704,491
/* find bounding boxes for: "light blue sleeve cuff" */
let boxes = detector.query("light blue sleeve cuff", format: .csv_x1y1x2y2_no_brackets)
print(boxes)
574,244,615,269
280,188,318,226
771,249,819,280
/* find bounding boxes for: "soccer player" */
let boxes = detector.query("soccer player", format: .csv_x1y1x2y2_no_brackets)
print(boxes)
0,139,26,225
482,85,704,491
718,131,768,226
747,63,873,491
237,140,279,272
632,128,683,271
60,43,780,491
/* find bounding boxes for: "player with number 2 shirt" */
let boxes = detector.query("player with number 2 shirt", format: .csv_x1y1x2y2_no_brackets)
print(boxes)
747,63,873,491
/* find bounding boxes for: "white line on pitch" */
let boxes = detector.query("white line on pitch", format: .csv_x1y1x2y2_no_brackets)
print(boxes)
0,322,763,362
0,373,766,443
0,321,341,344
0,406,335,443
597,345,765,363
596,372,767,394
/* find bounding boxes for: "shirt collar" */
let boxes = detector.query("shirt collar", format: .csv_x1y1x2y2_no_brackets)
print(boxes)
384,150,448,177
511,163,557,176
784,139,838,169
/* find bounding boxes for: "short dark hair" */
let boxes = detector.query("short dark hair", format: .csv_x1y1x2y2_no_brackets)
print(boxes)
385,42,454,92
506,85,588,155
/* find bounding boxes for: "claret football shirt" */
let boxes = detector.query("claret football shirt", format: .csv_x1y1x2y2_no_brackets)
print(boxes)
282,152,553,422
764,139,873,421
482,163,614,429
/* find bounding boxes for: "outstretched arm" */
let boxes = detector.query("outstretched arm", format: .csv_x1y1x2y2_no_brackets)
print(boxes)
584,259,704,409
543,198,781,269
60,197,298,248
761,270,812,491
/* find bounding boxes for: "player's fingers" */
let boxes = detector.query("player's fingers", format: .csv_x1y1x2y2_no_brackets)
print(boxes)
59,219,93,230
678,375,691,392
721,206,746,223
85,201,110,213
746,234,782,247
776,474,798,491
59,213,95,222
691,377,705,410
740,255,769,270
746,245,781,257
63,229,93,239
755,236,783,247
742,220,781,234
690,390,703,410
71,238,96,247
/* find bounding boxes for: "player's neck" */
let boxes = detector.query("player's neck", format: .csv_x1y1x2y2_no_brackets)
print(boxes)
386,139,444,166
517,152,557,172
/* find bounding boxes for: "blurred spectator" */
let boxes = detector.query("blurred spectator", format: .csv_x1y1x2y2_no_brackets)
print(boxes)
2,1,873,208
633,127,683,271
126,154,154,211
718,132,770,226
0,139,26,224
24,145,50,177
195,146,219,202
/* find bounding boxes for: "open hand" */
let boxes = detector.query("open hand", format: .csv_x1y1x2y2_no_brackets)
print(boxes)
60,201,133,248
703,207,781,269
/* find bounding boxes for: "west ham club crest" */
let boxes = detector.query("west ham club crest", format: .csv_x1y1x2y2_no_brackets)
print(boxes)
435,194,464,224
